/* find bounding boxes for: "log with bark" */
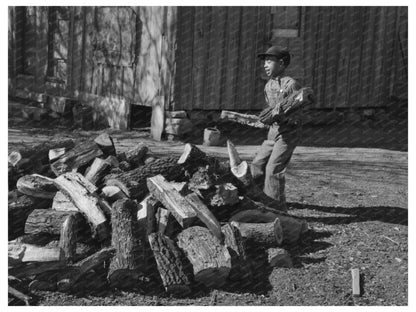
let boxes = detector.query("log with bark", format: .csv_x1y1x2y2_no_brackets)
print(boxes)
16,174,57,199
107,199,144,289
101,185,128,203
208,183,240,207
8,241,65,265
53,172,110,241
94,132,116,156
221,223,253,282
266,247,293,268
147,175,197,228
8,192,52,240
148,232,192,296
177,226,232,288
230,219,283,248
50,140,104,176
59,212,88,263
220,110,267,128
84,157,113,186
57,247,115,292
125,143,148,168
106,157,184,201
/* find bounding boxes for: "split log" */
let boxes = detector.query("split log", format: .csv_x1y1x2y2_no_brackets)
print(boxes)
50,140,104,176
9,261,67,279
8,192,52,240
220,110,268,128
16,174,57,199
84,157,112,186
188,166,215,191
101,185,127,203
105,157,184,201
148,233,192,296
107,199,144,289
230,219,283,248
230,205,308,245
8,151,22,167
94,132,116,156
59,213,86,263
8,241,64,265
57,247,115,292
147,175,197,228
221,223,253,282
266,247,293,268
177,226,231,288
54,172,110,241
184,193,223,241
52,191,78,212
48,147,67,162
178,143,230,176
9,139,75,167
125,143,148,168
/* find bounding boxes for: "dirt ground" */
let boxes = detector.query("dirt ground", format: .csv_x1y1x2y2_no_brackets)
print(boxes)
8,100,408,306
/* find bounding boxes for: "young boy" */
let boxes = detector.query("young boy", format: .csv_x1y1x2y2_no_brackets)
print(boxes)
251,46,305,211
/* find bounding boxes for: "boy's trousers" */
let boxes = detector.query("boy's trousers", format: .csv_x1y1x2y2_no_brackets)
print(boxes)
250,129,299,210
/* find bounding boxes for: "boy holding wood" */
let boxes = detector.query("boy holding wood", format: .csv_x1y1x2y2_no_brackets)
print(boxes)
251,46,313,211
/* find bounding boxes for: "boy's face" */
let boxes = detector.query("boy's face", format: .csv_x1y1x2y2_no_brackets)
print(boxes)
263,56,285,78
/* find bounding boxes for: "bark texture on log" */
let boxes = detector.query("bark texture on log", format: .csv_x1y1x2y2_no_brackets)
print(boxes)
101,185,127,203
220,110,267,128
177,226,231,288
57,247,115,292
266,247,293,268
59,213,86,263
221,223,253,282
16,174,57,199
148,233,192,296
106,157,184,201
8,241,64,265
9,261,67,279
108,199,144,289
50,140,103,176
147,175,197,228
125,143,148,168
230,219,283,247
8,193,52,240
54,172,109,241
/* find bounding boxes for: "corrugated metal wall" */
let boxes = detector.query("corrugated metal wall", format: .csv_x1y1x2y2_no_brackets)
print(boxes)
174,6,272,111
303,6,408,109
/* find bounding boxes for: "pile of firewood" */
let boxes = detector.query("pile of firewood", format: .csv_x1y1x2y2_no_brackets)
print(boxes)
8,133,308,304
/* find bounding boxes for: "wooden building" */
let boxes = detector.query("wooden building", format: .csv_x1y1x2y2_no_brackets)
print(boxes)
8,6,408,132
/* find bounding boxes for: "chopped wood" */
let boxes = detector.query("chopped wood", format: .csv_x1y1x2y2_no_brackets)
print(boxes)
105,155,119,167
16,174,57,199
267,247,293,268
156,207,171,235
8,192,52,240
108,199,144,289
148,233,192,297
105,157,184,201
230,206,308,245
184,193,223,241
188,166,214,191
230,219,283,248
59,213,86,263
220,110,268,129
351,268,361,296
101,185,127,202
84,157,112,186
54,172,110,241
118,160,132,171
48,147,67,162
177,226,232,288
230,161,253,187
227,140,242,169
8,241,64,265
94,132,116,156
8,151,22,167
221,223,253,282
50,140,104,176
147,175,197,228
28,279,57,292
57,247,115,292
52,191,78,212
209,183,240,207
125,142,148,168
8,285,32,306
9,260,67,279
166,110,188,118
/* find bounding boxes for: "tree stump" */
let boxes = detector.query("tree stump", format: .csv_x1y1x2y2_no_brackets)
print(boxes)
177,226,231,288
148,233,192,296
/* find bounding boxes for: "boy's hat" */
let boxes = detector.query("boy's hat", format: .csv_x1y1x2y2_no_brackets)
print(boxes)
257,46,290,61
